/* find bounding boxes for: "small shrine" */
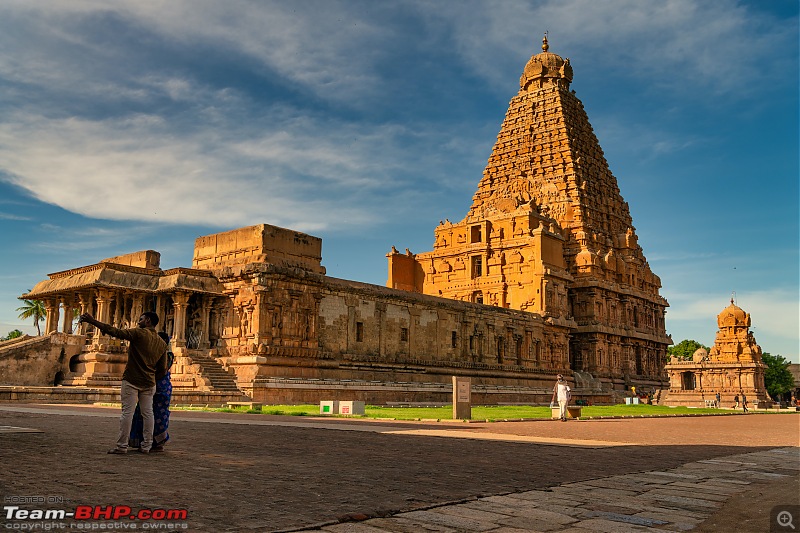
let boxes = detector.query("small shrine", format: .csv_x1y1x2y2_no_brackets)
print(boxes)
663,299,771,407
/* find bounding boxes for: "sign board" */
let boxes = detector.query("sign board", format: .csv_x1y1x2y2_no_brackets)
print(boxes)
452,376,472,419
457,380,471,402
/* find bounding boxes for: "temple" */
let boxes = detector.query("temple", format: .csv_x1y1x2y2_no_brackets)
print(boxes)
389,36,670,389
662,299,771,407
2,37,672,404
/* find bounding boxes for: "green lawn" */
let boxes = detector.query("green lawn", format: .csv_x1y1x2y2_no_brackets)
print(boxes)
172,403,776,420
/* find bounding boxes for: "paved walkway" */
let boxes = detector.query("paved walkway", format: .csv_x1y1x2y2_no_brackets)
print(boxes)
301,448,798,533
0,404,798,532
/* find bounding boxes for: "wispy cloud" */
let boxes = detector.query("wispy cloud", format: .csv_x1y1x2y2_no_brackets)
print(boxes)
0,108,486,233
0,212,32,221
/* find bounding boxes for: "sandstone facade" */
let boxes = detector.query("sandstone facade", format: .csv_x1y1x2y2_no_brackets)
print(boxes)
388,36,670,388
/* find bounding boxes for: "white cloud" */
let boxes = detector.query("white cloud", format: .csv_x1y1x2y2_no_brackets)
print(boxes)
0,106,484,233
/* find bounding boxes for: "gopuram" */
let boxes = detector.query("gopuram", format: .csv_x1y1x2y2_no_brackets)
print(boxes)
662,299,771,407
389,36,670,389
2,37,670,405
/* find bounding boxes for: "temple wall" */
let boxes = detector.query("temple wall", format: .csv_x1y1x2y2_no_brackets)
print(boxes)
0,333,83,386
212,265,574,401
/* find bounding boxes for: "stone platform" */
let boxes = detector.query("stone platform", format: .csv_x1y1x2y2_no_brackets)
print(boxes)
0,380,613,406
0,385,248,406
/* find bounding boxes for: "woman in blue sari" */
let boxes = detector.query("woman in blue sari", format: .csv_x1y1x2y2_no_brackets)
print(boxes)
129,332,173,452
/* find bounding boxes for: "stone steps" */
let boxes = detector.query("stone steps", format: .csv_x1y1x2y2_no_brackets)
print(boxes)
185,353,241,392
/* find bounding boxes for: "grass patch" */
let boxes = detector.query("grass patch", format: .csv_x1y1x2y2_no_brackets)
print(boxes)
171,403,766,420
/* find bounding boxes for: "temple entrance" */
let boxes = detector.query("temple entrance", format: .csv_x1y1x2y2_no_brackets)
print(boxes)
681,371,695,391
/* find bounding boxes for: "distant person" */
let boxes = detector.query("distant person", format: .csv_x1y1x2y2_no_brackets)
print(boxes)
742,393,749,413
130,332,174,452
630,385,636,397
733,394,740,409
715,392,721,408
78,312,167,454
551,374,571,422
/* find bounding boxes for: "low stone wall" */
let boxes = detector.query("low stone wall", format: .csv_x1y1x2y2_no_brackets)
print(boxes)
0,386,248,407
242,377,611,405
0,333,83,386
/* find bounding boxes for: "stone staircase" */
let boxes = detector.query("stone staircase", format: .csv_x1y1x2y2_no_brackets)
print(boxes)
178,351,242,393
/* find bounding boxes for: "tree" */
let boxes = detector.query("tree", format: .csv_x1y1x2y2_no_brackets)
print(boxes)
667,339,709,361
1,329,23,341
762,353,795,400
16,296,46,336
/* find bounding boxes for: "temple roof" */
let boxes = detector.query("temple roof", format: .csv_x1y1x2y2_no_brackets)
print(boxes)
717,298,750,328
23,261,224,299
520,35,572,90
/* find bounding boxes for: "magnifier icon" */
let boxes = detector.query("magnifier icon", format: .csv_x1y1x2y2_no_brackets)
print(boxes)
778,510,795,530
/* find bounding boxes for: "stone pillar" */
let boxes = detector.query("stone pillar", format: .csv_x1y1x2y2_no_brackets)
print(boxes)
245,305,255,343
154,294,165,332
96,290,112,324
131,294,145,327
172,292,190,347
199,296,212,349
44,299,59,335
113,292,124,328
209,301,221,347
78,293,92,335
90,290,112,348
60,298,73,334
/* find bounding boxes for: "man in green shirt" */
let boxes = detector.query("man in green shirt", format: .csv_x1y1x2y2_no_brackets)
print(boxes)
79,311,167,454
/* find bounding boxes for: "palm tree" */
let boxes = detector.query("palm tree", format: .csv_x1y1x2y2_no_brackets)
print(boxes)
16,296,46,336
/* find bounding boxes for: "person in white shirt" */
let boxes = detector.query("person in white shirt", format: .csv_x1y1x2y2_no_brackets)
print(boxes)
551,374,571,421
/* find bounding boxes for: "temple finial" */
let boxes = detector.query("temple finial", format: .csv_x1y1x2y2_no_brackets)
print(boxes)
542,32,549,52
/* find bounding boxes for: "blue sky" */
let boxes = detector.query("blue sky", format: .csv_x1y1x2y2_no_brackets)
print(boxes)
0,0,797,362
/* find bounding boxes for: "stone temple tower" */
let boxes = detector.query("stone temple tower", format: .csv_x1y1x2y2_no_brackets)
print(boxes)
388,36,670,387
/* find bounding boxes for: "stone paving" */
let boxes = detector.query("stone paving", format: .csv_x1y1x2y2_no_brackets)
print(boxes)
0,404,798,532
304,448,799,532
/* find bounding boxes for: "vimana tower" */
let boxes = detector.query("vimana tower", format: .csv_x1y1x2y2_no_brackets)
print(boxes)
389,36,670,387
